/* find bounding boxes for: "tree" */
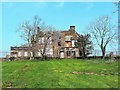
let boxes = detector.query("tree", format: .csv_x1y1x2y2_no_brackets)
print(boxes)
35,26,56,59
88,16,116,59
17,16,55,60
76,34,93,58
17,20,33,60
17,16,41,60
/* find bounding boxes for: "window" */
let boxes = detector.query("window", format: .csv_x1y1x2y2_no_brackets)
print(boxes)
31,52,33,56
38,39,41,44
72,51,76,56
66,51,71,56
59,36,61,39
49,37,52,44
72,40,75,47
58,41,61,46
42,37,44,44
46,48,53,56
49,37,52,41
38,52,41,56
79,51,82,56
18,52,21,56
13,54,17,57
24,52,28,57
65,36,72,41
66,43,69,47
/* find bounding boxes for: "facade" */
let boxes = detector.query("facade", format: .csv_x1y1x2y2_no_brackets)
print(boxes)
10,26,81,59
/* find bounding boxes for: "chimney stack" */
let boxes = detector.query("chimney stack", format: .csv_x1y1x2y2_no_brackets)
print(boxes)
70,26,75,30
70,26,75,35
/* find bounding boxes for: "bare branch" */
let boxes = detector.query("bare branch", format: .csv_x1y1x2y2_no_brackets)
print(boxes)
87,16,116,58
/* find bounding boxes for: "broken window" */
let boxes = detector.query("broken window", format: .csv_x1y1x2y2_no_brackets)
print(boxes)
72,51,76,56
66,51,71,56
58,41,61,46
59,36,61,39
79,51,82,56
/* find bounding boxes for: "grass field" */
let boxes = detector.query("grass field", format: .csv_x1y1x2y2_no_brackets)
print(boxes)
2,59,119,88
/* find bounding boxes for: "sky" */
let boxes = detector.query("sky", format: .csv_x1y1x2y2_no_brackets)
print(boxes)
1,2,118,57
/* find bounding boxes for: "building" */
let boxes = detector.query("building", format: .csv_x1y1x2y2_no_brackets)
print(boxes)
10,26,81,59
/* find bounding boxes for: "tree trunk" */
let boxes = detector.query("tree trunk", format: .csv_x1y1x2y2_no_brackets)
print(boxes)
102,51,105,59
32,52,35,60
31,44,35,60
28,44,32,60
101,48,106,59
83,51,86,59
83,46,86,59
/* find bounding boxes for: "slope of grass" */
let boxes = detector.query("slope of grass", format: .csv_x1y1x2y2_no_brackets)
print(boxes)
2,59,119,88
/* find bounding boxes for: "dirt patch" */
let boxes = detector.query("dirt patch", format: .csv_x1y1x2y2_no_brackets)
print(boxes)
71,71,114,76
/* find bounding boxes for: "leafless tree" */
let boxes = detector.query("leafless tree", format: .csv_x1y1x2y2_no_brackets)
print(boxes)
18,15,58,60
30,16,41,60
35,26,57,59
17,16,42,60
88,16,116,59
17,20,32,59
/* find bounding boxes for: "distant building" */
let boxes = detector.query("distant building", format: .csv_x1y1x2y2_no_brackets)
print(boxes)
10,26,81,59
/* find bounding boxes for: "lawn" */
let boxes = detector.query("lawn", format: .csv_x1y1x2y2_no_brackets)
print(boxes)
2,59,119,88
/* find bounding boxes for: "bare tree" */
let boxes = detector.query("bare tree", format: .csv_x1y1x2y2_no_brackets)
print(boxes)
31,16,41,60
36,26,57,59
17,16,41,60
17,21,32,59
88,16,116,59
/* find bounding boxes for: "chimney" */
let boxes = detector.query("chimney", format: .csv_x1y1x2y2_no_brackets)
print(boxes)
69,26,75,35
70,26,75,30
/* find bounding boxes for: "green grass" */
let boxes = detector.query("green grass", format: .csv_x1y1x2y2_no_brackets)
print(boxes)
2,59,119,88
